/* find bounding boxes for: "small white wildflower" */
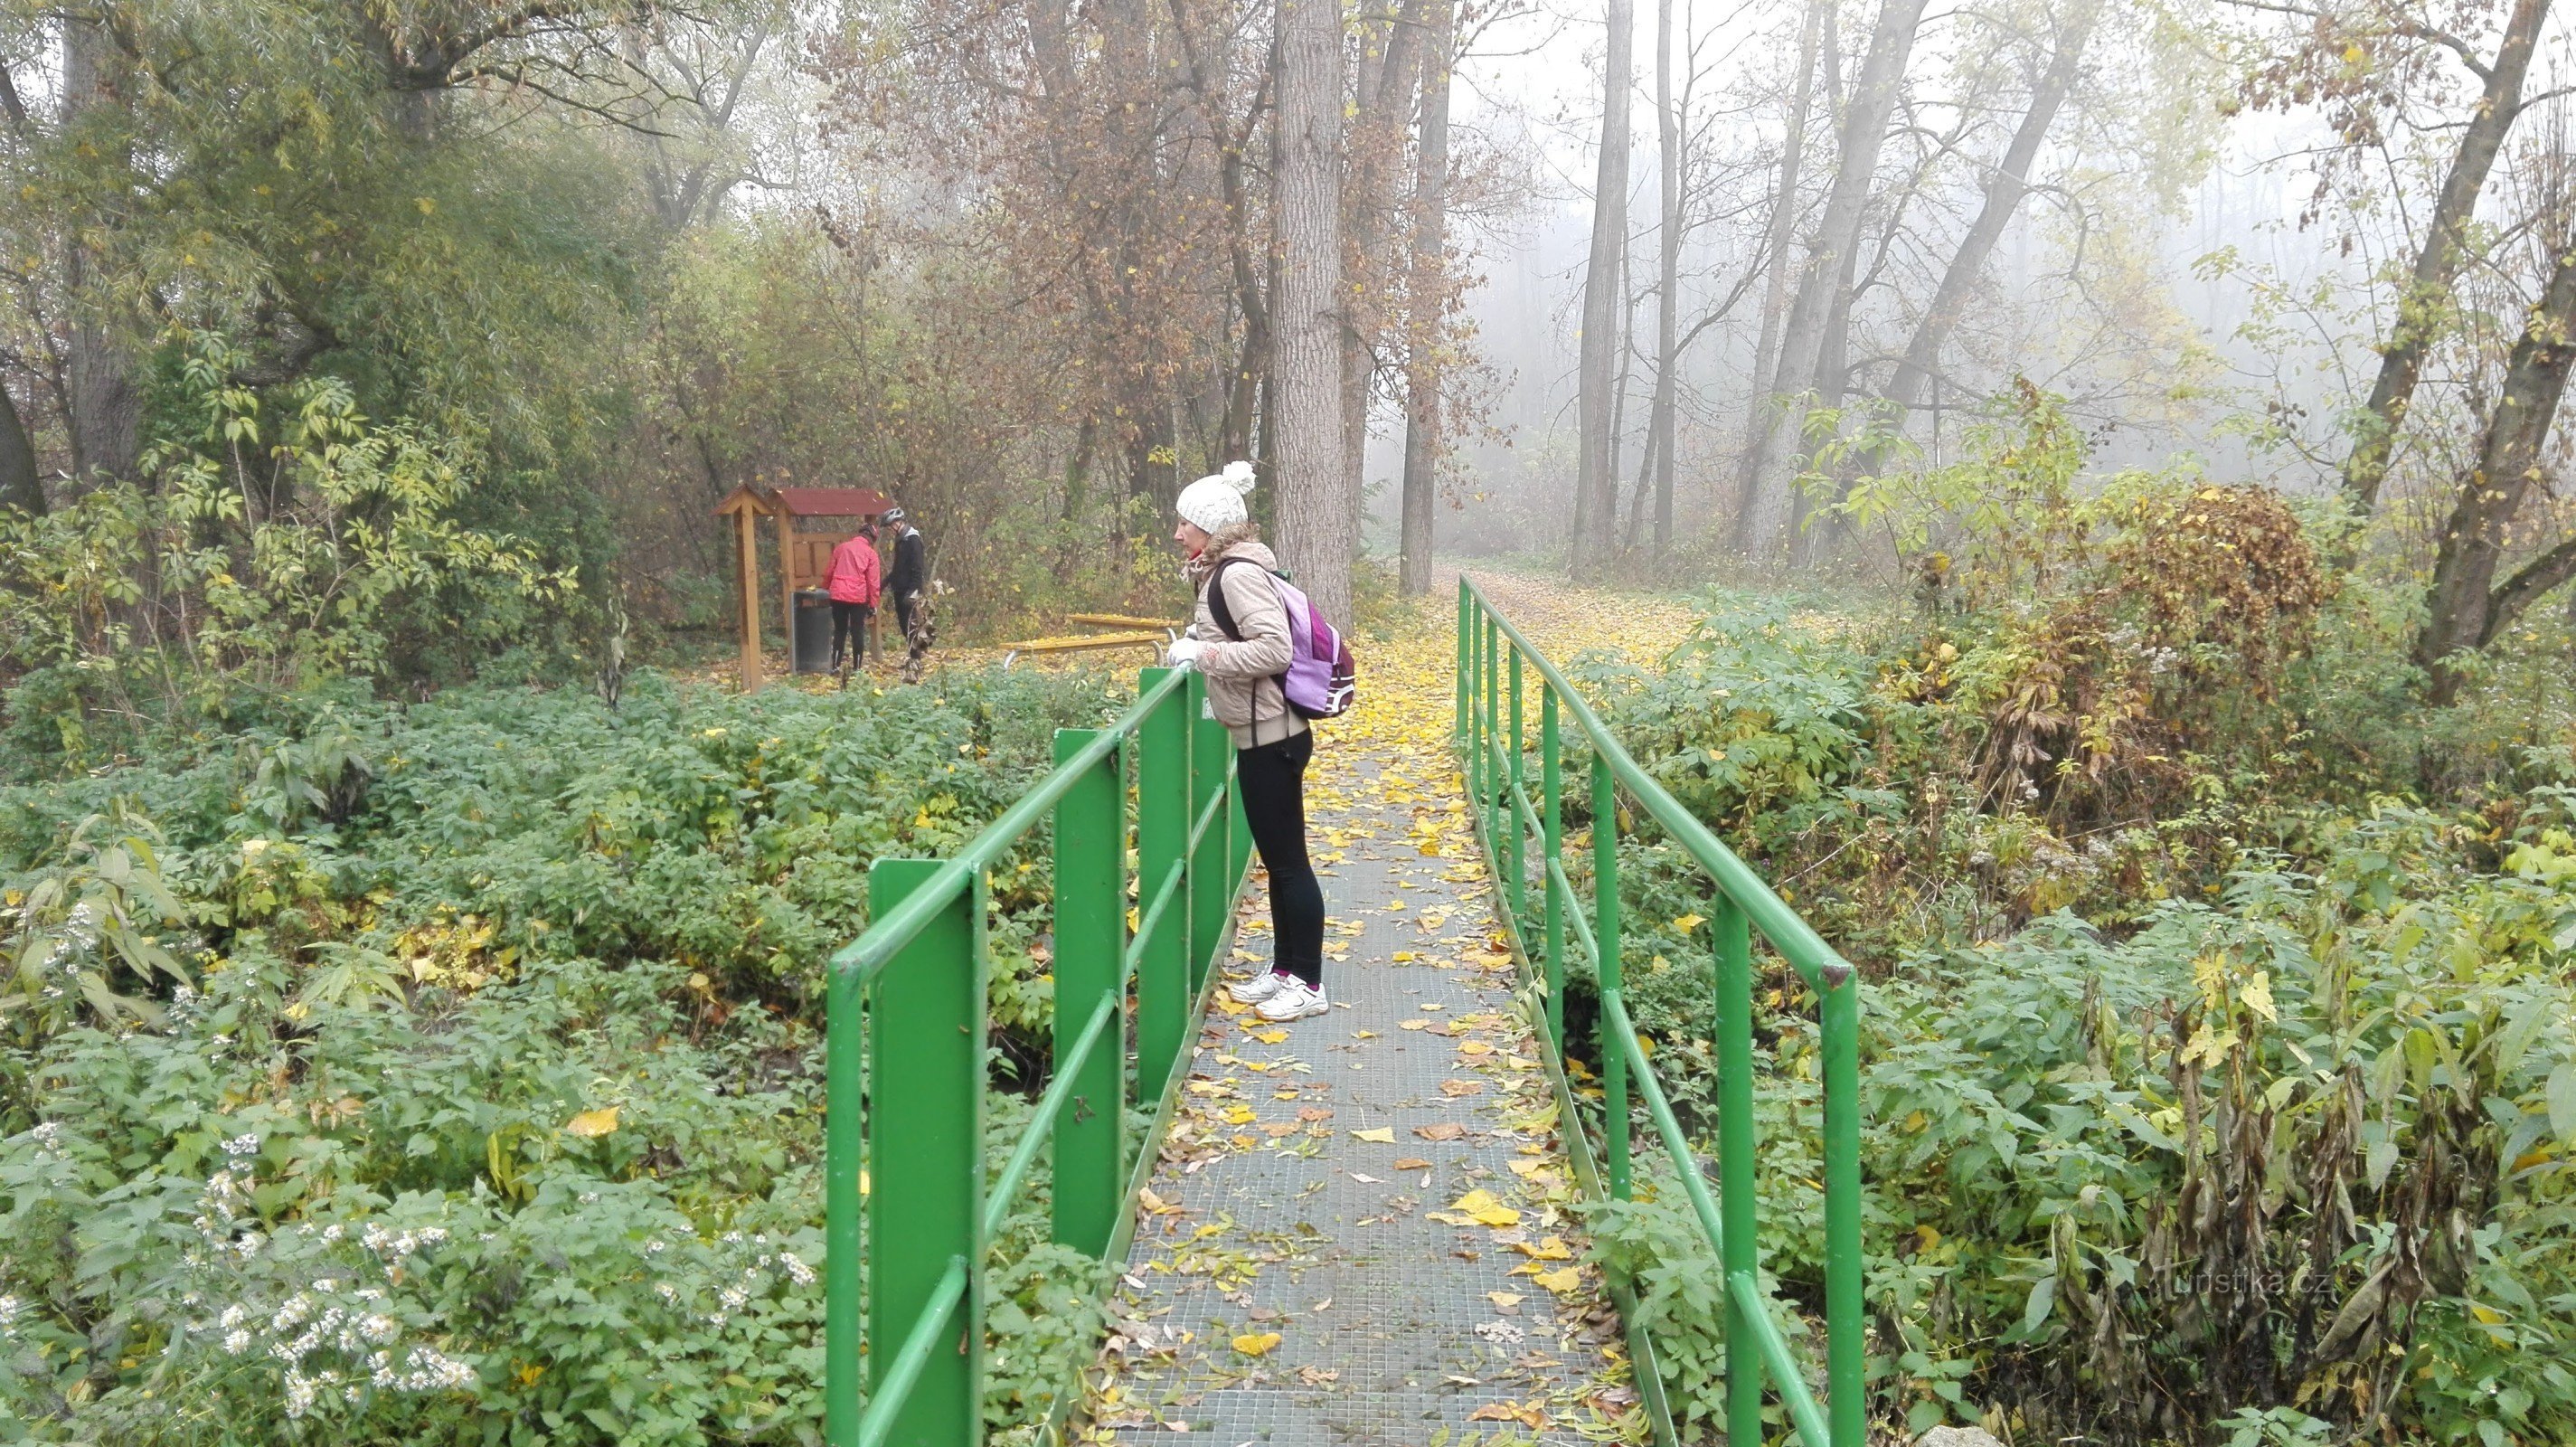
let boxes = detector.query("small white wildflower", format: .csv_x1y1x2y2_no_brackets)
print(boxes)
578,1191,599,1205
778,1252,816,1287
222,1329,252,1356
719,1285,750,1311
222,1133,259,1159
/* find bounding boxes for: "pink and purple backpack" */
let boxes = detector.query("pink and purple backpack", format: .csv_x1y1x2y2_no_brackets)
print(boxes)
1206,558,1359,720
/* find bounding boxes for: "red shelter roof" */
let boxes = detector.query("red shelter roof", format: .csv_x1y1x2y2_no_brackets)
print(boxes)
774,487,894,518
712,485,896,518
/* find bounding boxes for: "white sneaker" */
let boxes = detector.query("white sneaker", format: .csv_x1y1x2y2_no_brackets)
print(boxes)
1255,979,1329,1021
1228,969,1292,1005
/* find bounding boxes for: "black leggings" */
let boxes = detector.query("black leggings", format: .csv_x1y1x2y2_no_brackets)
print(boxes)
1236,728,1326,987
832,601,870,665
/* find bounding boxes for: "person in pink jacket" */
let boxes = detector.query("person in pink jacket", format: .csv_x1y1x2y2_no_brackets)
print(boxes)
823,525,882,674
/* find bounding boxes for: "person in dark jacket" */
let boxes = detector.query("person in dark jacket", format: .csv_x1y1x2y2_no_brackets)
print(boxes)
882,508,932,676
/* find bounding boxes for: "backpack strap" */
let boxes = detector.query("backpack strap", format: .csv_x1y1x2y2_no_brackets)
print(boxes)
1205,555,1260,641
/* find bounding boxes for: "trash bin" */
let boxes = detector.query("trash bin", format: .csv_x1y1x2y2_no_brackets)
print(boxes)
792,590,834,674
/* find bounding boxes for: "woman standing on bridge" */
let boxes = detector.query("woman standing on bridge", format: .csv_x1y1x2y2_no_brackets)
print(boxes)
1164,462,1330,1023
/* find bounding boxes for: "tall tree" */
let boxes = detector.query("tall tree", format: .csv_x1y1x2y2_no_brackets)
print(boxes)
1733,0,1928,558
1882,0,2099,421
1339,0,1427,552
60,16,142,487
2326,0,2552,513
1730,0,1824,547
0,381,39,515
1571,0,1636,582
1398,0,1454,595
2415,242,2576,703
1643,0,1681,559
1273,0,1354,622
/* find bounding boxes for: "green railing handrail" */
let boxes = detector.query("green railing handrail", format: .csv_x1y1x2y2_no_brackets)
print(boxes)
826,664,1252,1447
1455,576,1866,1447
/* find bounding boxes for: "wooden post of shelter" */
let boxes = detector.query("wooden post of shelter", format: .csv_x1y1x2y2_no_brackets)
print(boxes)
713,484,898,691
715,486,772,693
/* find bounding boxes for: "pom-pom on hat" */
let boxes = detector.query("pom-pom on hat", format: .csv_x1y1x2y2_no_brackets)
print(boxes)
1175,460,1257,533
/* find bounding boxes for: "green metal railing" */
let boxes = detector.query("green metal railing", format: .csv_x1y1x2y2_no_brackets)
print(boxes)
1455,577,1866,1447
825,666,1250,1447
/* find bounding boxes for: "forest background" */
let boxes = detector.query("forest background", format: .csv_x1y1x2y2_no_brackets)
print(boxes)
3,0,2576,1442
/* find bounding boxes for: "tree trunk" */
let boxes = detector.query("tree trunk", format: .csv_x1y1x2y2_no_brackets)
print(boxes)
1730,0,1825,548
1571,0,1637,582
1399,0,1453,596
2345,0,2550,515
61,16,143,487
2416,244,2576,703
1,380,42,515
1735,0,1927,559
1273,0,1354,623
1646,0,1681,558
1336,0,1427,565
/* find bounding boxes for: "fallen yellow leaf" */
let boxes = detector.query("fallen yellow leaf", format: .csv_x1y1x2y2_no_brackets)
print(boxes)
565,1107,619,1138
1252,1029,1288,1045
1351,1127,1397,1144
1533,1266,1581,1293
1231,1332,1282,1357
1401,1019,1430,1030
1671,912,1705,933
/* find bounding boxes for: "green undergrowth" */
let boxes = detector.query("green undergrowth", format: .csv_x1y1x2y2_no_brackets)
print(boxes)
0,664,1138,1442
1534,467,2576,1445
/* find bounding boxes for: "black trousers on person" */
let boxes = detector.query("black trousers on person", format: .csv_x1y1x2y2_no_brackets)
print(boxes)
831,601,871,666
1235,727,1326,988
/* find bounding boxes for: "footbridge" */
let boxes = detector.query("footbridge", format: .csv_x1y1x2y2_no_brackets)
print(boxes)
819,577,1869,1447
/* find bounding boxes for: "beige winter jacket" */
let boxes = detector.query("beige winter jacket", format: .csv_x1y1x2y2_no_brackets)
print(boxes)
1185,525,1309,750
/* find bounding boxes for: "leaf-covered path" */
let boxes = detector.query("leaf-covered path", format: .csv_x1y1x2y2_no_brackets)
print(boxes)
1085,571,1695,1447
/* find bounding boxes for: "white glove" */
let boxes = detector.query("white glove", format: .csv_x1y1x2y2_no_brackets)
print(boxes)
1164,638,1207,668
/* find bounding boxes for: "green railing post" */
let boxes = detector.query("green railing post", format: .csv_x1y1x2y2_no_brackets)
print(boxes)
1455,577,1470,748
1136,667,1189,1104
1052,729,1125,1257
1228,785,1252,895
825,957,865,1443
864,857,985,1447
1482,614,1500,863
1824,975,1864,1447
1186,670,1230,992
1593,756,1628,1199
1467,596,1486,817
1506,648,1526,930
1540,688,1563,1051
1713,898,1763,1447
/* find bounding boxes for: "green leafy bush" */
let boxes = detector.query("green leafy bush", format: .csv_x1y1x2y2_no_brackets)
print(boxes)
0,661,1150,1442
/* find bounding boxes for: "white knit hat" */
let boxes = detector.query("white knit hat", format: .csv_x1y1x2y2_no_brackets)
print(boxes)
1175,460,1257,532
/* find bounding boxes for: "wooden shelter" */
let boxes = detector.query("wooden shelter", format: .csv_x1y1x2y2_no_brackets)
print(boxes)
714,484,896,689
